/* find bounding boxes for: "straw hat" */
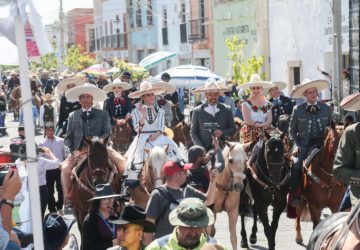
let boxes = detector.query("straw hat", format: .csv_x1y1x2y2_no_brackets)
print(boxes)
340,93,360,111
151,80,176,94
291,79,329,98
42,93,55,102
128,81,166,99
65,83,107,103
103,78,132,93
163,127,174,139
237,74,275,90
217,79,232,92
263,81,287,95
193,78,225,93
57,77,85,93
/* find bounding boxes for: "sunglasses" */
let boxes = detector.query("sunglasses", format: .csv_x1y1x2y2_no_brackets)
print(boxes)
250,87,262,90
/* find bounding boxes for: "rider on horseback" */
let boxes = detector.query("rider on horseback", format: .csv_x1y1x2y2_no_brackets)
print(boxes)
289,79,331,206
61,84,126,213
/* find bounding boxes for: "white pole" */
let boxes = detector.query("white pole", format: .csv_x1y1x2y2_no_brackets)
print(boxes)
14,16,44,250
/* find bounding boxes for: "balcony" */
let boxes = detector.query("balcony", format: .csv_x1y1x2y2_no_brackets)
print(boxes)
188,18,207,43
92,33,127,52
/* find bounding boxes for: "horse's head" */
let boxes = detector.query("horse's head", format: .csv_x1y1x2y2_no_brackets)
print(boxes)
83,136,109,185
262,131,286,185
144,146,168,189
324,121,344,159
224,141,248,176
277,115,291,133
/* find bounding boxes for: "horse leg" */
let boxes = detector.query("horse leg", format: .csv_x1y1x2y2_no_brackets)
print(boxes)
228,208,239,250
295,206,303,244
270,203,286,249
255,204,274,250
240,214,249,249
249,209,258,244
308,203,321,229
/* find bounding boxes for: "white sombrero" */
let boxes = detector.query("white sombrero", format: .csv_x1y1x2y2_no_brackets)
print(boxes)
193,78,226,93
57,77,85,93
151,81,176,94
216,79,232,92
237,74,275,90
291,79,329,98
263,81,287,95
103,78,132,93
65,83,107,103
340,93,360,111
128,81,166,99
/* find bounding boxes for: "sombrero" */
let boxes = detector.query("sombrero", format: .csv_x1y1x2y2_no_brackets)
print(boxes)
263,81,287,95
57,77,85,93
291,79,329,98
128,81,166,99
163,127,174,139
65,83,107,103
42,93,55,102
237,74,275,90
340,93,360,111
193,78,226,93
217,79,232,92
151,80,176,94
103,78,132,93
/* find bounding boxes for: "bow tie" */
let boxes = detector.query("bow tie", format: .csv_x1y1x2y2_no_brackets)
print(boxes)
306,104,320,113
81,111,93,120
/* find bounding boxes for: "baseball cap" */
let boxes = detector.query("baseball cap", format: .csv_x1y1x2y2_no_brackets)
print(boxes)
163,161,192,176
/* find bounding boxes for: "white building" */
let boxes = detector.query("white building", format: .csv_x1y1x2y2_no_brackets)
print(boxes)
269,0,349,98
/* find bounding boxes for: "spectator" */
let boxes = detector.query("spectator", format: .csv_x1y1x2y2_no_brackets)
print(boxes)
97,74,109,89
0,90,7,136
39,94,57,128
144,161,218,243
38,122,65,215
107,205,155,250
9,126,25,162
234,99,244,120
146,198,225,249
19,100,39,127
162,73,184,122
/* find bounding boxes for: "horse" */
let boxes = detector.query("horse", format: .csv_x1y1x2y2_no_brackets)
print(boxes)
245,131,289,250
172,120,193,149
110,121,132,154
170,104,181,127
308,200,360,250
129,146,168,209
71,137,122,233
9,86,21,120
213,141,248,250
294,122,347,244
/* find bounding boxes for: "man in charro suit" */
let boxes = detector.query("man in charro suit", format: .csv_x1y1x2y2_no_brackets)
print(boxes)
289,79,332,205
190,79,235,151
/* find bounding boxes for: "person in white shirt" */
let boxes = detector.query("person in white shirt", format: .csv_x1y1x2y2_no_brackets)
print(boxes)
39,122,65,214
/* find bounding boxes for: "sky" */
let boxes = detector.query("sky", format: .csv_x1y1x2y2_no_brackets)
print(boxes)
0,0,93,25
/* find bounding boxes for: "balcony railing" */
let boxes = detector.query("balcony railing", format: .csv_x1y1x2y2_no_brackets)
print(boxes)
188,18,207,43
92,33,127,51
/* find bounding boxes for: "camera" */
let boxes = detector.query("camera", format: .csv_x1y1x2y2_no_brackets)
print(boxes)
203,122,220,134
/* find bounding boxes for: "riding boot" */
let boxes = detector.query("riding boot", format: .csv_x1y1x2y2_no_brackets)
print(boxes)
61,172,73,213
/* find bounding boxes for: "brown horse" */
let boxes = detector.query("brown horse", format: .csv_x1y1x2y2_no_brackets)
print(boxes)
130,146,168,209
170,104,180,127
295,122,347,244
213,141,248,250
172,121,193,149
110,121,132,154
71,137,122,233
9,87,21,120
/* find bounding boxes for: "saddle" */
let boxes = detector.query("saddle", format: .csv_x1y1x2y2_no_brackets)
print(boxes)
304,147,321,168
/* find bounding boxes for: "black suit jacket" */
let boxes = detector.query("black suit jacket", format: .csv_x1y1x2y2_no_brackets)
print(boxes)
82,213,113,250
269,95,295,126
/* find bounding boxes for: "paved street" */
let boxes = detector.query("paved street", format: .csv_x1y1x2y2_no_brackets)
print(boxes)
0,111,318,249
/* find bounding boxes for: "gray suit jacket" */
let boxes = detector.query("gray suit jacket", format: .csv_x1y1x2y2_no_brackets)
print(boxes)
64,108,111,152
289,102,331,147
190,102,235,149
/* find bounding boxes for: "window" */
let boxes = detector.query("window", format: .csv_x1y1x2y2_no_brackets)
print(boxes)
110,21,113,35
129,0,134,28
147,0,153,25
162,6,167,27
287,61,302,90
180,3,187,43
136,1,142,27
105,21,108,36
162,6,168,45
181,3,186,23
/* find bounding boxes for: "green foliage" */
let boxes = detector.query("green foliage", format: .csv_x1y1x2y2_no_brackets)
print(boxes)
113,58,149,83
226,36,265,86
63,45,96,72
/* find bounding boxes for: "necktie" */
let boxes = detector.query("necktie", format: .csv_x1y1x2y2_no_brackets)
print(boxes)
306,104,320,113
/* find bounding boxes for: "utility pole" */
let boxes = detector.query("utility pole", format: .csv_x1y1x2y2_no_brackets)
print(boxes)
59,0,65,70
332,0,342,115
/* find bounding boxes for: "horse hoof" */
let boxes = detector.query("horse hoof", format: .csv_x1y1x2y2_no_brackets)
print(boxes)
296,236,303,244
249,235,257,244
240,240,248,249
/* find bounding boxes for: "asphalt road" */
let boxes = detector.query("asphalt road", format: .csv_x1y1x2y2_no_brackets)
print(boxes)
0,111,319,250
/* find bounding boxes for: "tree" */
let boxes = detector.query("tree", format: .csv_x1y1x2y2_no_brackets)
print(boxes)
63,44,96,72
113,58,149,83
226,36,265,86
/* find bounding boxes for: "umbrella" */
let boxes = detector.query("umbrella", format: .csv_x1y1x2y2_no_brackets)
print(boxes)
139,51,177,69
152,65,221,88
82,64,109,75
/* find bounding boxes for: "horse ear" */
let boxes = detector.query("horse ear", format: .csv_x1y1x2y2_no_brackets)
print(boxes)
83,137,92,146
144,147,151,154
264,130,271,140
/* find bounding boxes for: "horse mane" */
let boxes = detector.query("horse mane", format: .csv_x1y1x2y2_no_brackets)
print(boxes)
143,146,167,191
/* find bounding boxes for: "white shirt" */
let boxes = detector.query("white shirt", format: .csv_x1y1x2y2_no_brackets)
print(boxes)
204,104,220,116
39,136,65,162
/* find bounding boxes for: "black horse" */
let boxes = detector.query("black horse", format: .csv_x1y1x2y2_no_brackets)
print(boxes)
244,131,290,250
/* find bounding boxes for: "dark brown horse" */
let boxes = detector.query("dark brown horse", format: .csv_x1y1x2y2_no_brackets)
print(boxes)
71,137,122,233
9,87,21,120
172,121,193,149
110,120,132,154
295,122,347,244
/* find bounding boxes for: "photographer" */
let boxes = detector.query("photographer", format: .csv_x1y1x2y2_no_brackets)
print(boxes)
190,79,235,151
0,169,22,249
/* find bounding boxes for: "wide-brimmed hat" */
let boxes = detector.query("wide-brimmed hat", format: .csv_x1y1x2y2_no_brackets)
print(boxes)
151,80,176,94
193,78,226,93
109,205,156,233
66,83,107,103
103,78,132,93
42,93,55,102
291,79,329,98
237,74,275,90
43,213,75,250
88,183,122,201
216,79,232,92
44,122,55,129
169,198,214,227
128,81,166,99
57,77,85,93
340,93,360,111
263,81,287,95
163,127,174,139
